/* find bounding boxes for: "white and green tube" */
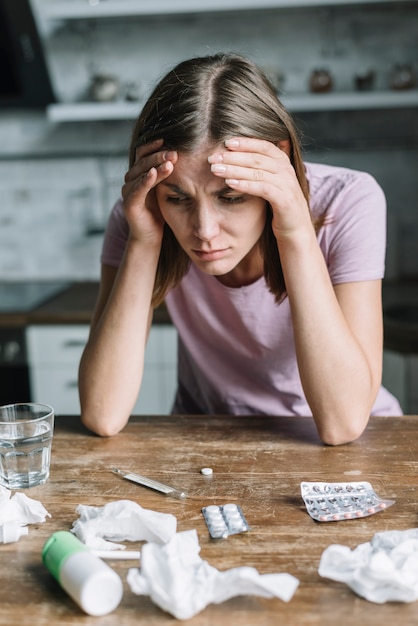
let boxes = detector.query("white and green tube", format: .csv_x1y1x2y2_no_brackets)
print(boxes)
42,531,123,616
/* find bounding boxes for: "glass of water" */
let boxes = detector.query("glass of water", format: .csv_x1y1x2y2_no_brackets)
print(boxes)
0,403,54,489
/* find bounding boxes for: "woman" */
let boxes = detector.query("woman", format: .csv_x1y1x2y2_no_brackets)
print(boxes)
78,53,401,444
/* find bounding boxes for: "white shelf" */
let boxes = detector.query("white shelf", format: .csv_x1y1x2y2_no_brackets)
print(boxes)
46,101,143,122
47,90,418,122
42,0,418,20
283,90,418,112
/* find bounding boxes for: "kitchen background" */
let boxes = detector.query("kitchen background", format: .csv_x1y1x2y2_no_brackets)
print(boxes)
1,0,417,414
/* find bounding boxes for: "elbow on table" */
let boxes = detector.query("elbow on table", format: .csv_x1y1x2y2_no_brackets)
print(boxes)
80,409,127,438
315,412,370,446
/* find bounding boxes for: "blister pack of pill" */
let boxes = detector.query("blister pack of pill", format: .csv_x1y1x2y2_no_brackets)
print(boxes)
202,503,250,539
301,481,395,522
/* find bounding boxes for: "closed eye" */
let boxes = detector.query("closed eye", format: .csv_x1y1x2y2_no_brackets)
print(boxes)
165,195,190,205
219,194,246,205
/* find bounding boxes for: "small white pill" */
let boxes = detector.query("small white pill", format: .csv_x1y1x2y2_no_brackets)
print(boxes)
205,505,219,514
200,467,213,476
223,503,238,513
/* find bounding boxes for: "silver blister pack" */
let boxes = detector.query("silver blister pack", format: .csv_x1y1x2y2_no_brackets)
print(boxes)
202,503,250,539
301,481,395,522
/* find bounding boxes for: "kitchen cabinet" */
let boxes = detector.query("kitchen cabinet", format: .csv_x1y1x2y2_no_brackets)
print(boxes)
26,324,89,415
25,323,417,416
383,350,418,414
138,324,178,415
26,324,177,415
382,284,418,414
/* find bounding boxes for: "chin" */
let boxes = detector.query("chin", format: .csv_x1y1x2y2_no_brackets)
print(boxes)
195,259,236,276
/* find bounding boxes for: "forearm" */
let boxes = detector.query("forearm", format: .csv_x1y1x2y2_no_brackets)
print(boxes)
79,239,160,436
280,230,381,445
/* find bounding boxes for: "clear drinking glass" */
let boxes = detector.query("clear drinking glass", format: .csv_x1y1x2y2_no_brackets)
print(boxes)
0,403,54,489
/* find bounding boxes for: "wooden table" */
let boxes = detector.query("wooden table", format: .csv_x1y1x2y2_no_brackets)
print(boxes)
1,415,417,626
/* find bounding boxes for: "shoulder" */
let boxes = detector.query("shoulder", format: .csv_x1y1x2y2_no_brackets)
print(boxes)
109,197,126,222
305,162,385,219
305,161,381,189
307,163,387,283
105,198,129,236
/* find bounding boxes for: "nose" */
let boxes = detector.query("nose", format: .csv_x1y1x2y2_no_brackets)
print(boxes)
192,204,220,242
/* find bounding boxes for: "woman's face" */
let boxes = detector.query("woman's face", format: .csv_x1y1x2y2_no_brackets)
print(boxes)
155,144,267,286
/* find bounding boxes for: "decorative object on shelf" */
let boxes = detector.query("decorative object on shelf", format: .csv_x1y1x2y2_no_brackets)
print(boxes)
389,63,416,91
89,74,120,102
354,68,375,92
123,81,141,102
309,68,333,93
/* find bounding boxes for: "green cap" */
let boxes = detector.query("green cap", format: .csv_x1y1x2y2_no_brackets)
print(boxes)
42,531,89,581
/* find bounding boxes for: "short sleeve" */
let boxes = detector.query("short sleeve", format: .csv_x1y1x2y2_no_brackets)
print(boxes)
317,171,387,284
101,198,129,268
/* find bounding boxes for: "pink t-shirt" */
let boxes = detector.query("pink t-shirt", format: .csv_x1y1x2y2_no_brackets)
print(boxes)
101,162,402,416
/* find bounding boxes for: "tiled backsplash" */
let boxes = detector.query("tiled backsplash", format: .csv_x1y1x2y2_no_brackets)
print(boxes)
0,1,417,281
0,156,126,280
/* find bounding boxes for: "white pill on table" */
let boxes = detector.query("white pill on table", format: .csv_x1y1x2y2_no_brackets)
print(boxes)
200,467,213,476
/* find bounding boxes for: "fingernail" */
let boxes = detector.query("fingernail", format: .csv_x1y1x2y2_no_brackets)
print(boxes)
225,139,239,148
208,153,223,164
160,161,171,172
211,164,227,173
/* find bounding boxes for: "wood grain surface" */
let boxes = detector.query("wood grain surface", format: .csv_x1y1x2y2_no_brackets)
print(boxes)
0,414,417,626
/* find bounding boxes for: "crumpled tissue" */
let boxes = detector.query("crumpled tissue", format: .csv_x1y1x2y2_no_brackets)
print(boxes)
71,499,177,550
0,485,51,542
318,528,418,603
127,529,299,620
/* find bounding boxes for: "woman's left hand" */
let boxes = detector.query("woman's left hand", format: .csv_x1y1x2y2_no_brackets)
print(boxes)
208,137,312,243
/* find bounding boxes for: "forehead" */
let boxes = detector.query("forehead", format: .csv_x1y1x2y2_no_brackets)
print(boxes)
178,141,221,164
161,144,226,192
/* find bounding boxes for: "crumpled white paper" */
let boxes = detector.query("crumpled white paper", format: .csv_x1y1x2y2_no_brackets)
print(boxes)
71,499,177,550
318,528,418,603
0,485,51,542
0,485,51,524
127,529,299,620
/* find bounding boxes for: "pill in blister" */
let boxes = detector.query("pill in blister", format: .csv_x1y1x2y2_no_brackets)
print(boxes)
300,481,395,523
202,503,250,539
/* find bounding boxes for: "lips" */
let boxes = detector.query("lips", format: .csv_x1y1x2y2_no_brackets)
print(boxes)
192,248,228,262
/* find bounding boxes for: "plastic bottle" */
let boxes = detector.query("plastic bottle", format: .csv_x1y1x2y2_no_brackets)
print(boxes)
0,521,28,543
42,531,123,616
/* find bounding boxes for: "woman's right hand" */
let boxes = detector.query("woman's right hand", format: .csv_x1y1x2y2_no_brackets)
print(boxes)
121,139,178,247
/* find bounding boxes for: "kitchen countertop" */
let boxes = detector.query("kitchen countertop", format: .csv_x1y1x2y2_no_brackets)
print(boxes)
0,281,172,328
0,279,415,353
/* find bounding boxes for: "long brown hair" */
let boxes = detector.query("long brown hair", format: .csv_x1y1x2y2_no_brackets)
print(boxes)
129,53,313,307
